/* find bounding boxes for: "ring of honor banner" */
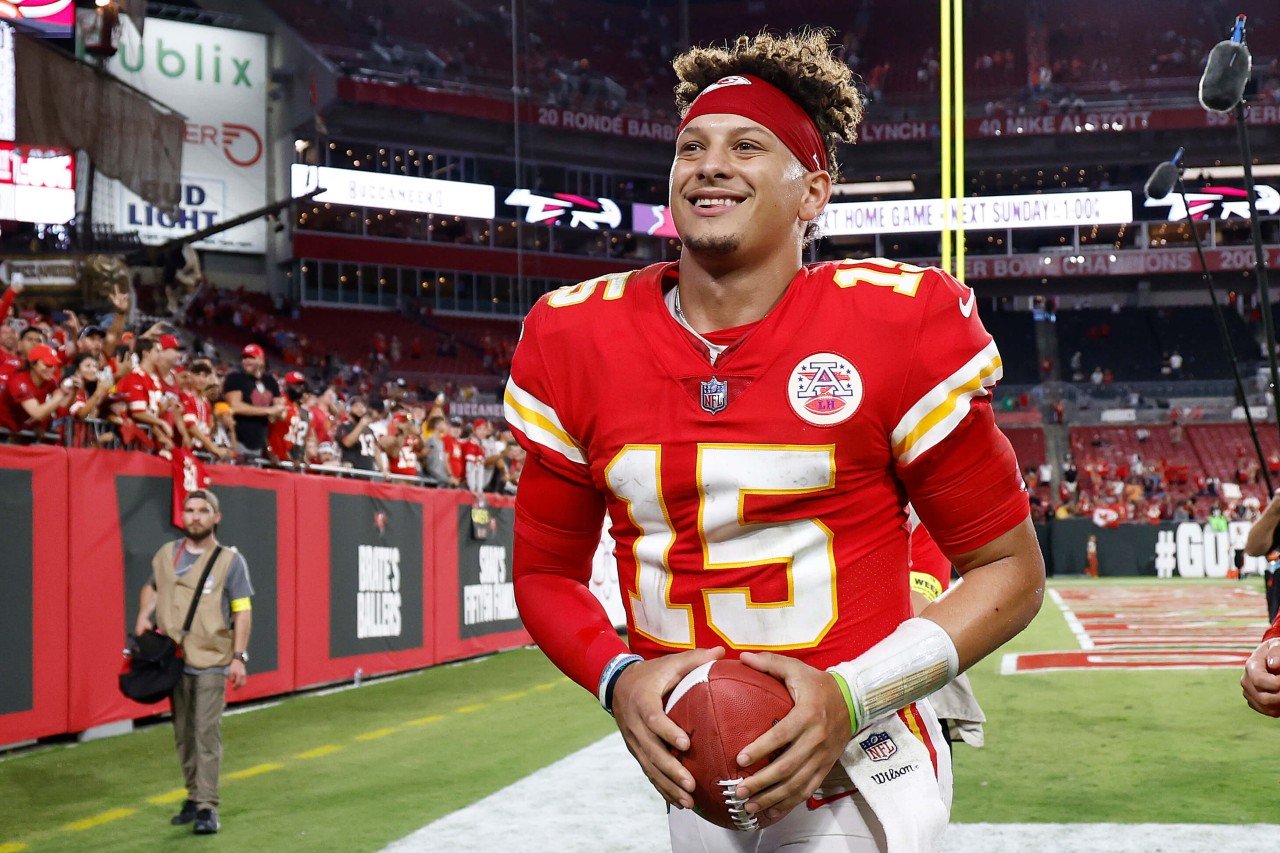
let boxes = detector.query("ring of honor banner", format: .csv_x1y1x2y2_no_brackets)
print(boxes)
293,477,434,689
0,446,68,745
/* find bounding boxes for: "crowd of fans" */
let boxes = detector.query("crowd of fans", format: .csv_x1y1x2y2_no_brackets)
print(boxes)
0,279,523,495
1025,440,1273,527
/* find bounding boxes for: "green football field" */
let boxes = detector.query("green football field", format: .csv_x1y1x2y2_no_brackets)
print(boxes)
0,577,1274,852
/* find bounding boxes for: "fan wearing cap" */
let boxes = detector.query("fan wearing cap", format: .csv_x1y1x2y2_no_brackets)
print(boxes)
115,335,185,452
0,343,74,436
221,344,284,457
266,371,310,466
504,30,1045,850
180,361,232,461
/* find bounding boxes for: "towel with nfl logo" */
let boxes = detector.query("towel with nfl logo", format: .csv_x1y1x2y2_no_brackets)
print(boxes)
837,698,952,852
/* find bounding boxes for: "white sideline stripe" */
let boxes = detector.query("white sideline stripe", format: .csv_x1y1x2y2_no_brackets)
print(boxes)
381,734,1278,852
1050,588,1095,650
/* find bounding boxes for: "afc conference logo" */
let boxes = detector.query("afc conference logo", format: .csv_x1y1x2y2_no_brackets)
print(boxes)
788,352,862,427
859,731,898,762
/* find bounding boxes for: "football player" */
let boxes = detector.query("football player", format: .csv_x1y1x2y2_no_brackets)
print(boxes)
506,31,1043,851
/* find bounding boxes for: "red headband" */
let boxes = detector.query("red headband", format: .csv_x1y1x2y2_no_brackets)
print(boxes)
677,74,828,173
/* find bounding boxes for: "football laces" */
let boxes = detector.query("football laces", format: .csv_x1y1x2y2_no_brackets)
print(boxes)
718,778,757,831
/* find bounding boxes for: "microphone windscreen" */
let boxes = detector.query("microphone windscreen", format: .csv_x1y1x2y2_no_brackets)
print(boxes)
1144,161,1180,201
1199,40,1252,112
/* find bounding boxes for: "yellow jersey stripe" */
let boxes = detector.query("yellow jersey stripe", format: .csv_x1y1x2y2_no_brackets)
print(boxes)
503,380,587,465
892,342,1002,466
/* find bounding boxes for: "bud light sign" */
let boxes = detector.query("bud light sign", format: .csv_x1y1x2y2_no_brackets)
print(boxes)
126,182,222,233
105,19,267,253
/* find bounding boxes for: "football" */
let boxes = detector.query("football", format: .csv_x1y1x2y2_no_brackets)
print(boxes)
664,659,795,831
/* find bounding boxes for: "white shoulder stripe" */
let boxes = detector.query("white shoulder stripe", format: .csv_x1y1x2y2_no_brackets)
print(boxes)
893,341,1002,466
504,379,587,466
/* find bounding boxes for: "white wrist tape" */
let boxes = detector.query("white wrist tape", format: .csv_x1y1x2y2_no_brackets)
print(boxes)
827,617,959,731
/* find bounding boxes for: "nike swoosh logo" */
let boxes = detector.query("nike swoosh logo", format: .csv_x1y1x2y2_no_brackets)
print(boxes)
958,289,976,318
806,788,857,811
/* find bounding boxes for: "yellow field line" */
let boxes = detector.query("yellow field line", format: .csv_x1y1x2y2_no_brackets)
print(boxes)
144,788,189,805
354,727,399,741
295,744,345,759
61,808,137,832
496,691,528,701
0,842,29,852
454,703,487,713
404,714,444,726
225,762,284,780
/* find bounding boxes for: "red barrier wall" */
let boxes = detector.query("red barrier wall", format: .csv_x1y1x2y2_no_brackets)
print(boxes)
0,447,531,742
432,491,530,664
293,475,437,689
0,446,69,744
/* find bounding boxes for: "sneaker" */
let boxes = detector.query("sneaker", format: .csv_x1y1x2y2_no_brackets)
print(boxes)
170,799,197,826
193,807,220,835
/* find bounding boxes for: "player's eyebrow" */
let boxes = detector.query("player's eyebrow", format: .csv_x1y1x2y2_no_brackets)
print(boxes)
678,123,772,142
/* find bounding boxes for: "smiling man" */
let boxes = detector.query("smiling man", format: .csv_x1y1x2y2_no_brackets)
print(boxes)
505,30,1044,852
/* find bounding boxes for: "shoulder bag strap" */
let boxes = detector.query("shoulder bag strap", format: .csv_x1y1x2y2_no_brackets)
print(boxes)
180,545,224,638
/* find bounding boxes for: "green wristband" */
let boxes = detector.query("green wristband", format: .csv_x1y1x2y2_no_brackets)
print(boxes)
829,671,860,734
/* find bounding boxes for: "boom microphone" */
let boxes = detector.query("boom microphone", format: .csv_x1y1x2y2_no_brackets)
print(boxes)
1144,147,1185,201
1199,15,1251,113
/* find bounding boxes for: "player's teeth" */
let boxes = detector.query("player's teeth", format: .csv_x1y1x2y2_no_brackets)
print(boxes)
696,198,739,207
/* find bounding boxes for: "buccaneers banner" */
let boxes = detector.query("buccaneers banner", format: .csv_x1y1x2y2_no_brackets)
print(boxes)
0,445,68,746
431,492,530,665
293,476,434,689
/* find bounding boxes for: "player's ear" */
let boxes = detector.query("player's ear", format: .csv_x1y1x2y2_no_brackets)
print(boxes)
797,168,831,224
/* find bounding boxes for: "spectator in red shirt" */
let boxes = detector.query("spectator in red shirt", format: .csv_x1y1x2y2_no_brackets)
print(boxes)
0,344,72,436
116,336,182,451
266,371,309,465
443,415,465,483
180,361,231,461
64,351,114,422
2,325,46,382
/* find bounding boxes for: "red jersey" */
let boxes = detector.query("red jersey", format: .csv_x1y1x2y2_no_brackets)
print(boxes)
267,400,306,461
180,390,213,436
0,349,21,382
443,433,464,479
307,404,333,444
388,431,422,476
507,260,1028,680
906,506,951,602
116,368,168,419
0,369,56,431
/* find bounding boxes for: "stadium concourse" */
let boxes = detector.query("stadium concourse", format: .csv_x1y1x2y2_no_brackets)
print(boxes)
4,0,1280,850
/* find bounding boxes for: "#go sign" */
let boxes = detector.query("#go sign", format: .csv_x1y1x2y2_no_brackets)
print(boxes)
0,143,75,223
104,19,267,253
820,190,1134,236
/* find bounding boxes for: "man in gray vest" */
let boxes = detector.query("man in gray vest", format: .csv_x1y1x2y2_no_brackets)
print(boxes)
134,488,253,835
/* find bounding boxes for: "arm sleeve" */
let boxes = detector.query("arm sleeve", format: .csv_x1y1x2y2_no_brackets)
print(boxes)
224,552,255,600
0,287,15,320
505,303,625,693
514,453,624,693
892,270,1029,557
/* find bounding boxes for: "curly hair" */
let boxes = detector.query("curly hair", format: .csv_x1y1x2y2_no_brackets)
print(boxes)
672,29,864,183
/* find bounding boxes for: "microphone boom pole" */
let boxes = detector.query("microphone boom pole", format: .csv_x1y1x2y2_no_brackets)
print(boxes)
1233,101,1280,454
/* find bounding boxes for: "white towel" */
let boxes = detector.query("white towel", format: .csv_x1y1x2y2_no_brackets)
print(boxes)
837,699,952,853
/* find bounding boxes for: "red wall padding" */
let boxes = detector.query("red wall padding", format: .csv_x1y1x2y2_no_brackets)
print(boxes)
0,447,529,743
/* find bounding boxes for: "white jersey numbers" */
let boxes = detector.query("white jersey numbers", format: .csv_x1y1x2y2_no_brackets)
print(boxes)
546,271,633,308
606,443,838,651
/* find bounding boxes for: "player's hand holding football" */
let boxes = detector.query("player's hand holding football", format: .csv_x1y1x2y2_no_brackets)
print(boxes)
612,646,725,809
733,652,853,824
1242,637,1280,717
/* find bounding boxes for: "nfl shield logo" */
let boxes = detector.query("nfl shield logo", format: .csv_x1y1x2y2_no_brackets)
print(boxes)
859,731,897,762
700,377,728,414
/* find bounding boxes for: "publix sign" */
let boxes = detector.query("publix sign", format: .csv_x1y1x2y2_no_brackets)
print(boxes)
1153,521,1268,578
103,19,267,253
